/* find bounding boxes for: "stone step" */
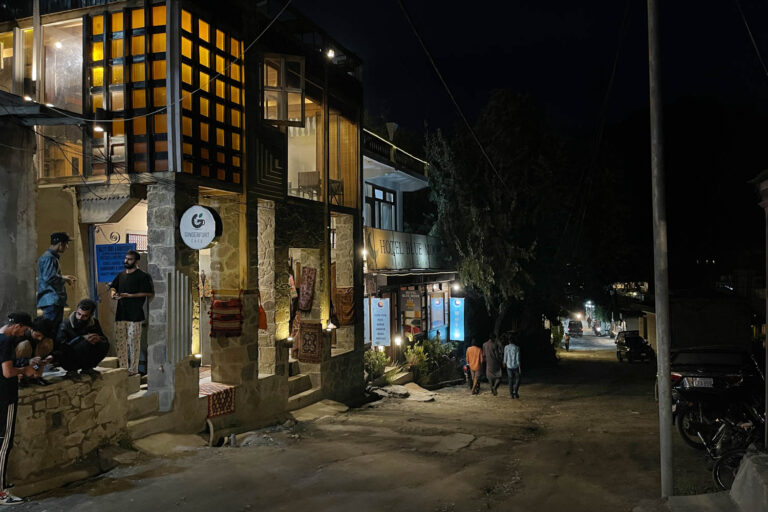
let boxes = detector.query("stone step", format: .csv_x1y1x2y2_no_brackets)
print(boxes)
286,387,322,412
127,390,159,421
127,373,141,394
288,374,312,397
98,357,119,369
390,371,414,385
141,374,148,385
127,413,173,441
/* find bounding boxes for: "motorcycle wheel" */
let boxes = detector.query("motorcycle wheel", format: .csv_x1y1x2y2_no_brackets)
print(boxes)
677,408,707,450
712,448,746,490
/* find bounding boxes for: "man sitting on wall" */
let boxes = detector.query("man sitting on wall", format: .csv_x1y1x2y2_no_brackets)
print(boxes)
14,316,56,386
54,299,109,377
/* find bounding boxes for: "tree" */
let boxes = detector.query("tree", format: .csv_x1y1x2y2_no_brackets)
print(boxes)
426,91,577,332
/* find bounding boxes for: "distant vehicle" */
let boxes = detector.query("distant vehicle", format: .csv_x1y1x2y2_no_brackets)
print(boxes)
568,320,583,337
616,331,654,363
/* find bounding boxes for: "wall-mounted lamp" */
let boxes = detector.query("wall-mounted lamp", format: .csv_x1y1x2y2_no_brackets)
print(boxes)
23,95,32,102
452,282,461,292
326,321,336,333
326,48,335,59
362,249,368,258
394,336,402,346
190,353,202,368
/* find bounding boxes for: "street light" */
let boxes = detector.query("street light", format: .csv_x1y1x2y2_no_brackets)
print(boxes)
326,48,335,59
452,282,461,292
576,313,582,320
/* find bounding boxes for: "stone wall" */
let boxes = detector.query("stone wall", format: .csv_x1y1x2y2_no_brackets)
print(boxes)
332,214,355,351
146,176,199,411
257,199,278,375
0,120,37,314
9,369,129,481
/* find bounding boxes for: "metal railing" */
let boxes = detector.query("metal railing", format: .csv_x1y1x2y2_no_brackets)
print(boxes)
167,270,192,365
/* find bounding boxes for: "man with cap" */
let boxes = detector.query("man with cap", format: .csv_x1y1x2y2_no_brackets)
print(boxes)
37,232,77,329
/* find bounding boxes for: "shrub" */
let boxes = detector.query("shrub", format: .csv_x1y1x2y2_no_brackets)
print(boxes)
364,349,390,382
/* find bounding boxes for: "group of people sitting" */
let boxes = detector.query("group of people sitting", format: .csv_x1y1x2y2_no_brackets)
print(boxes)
3,298,109,383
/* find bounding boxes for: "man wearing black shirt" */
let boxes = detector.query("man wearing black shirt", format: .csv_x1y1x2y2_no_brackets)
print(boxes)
0,314,49,505
109,250,153,375
55,298,110,377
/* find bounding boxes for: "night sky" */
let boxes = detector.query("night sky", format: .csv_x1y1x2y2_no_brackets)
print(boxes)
295,0,768,285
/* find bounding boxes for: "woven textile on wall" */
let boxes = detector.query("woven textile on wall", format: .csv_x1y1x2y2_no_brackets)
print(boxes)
298,321,323,363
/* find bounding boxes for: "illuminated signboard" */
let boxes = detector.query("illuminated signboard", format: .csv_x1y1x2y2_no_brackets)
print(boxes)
450,298,465,341
371,298,391,346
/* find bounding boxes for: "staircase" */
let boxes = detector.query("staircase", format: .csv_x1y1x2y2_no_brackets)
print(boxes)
287,360,322,411
120,365,170,440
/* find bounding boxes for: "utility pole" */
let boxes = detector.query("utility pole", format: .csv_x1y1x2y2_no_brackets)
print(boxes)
647,0,674,498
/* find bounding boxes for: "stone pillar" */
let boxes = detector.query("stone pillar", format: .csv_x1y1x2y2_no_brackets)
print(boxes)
258,200,281,375
146,175,198,411
332,214,355,351
0,120,37,314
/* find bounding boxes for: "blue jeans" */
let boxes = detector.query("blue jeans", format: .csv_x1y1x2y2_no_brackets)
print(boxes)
41,304,64,330
507,367,521,396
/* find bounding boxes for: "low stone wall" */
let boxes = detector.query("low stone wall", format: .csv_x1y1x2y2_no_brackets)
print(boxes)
9,368,129,481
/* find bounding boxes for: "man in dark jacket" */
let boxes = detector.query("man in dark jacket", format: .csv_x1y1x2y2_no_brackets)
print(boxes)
55,298,109,377
37,232,77,329
483,334,503,396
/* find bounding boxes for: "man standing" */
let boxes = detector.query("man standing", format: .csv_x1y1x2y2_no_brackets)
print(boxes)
466,339,484,395
109,250,153,375
483,334,503,396
55,298,110,377
504,335,522,399
37,232,77,329
0,314,49,504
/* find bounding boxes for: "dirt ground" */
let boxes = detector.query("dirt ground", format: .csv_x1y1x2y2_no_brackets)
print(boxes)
16,346,712,512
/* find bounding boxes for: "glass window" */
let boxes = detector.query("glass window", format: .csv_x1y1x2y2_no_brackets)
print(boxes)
92,16,104,36
43,20,84,113
151,33,165,54
23,29,33,84
134,117,146,135
288,96,323,201
199,46,209,68
200,97,209,117
216,30,225,51
153,86,165,107
91,41,104,61
152,5,166,26
181,10,192,33
132,62,145,82
110,88,124,110
152,59,166,80
365,184,396,229
0,31,13,93
132,89,146,108
329,110,359,208
198,20,209,42
111,12,123,33
39,125,84,178
92,66,103,87
111,38,124,58
110,64,123,84
131,35,144,55
181,37,192,58
263,54,304,126
131,9,145,29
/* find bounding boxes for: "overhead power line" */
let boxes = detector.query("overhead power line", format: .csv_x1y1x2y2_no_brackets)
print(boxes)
733,0,768,80
395,0,509,192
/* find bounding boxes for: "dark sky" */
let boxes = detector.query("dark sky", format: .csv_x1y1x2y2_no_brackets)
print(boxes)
294,0,768,283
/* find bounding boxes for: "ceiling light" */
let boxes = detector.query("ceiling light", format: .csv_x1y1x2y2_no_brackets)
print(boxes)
93,125,105,133
54,41,63,49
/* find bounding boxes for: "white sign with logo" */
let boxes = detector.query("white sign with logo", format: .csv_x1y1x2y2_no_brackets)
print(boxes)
371,298,391,346
180,206,219,250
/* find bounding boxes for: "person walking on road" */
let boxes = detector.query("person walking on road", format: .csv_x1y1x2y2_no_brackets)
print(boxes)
37,232,77,329
504,336,521,399
563,333,570,352
483,334,503,395
109,250,154,375
466,339,484,395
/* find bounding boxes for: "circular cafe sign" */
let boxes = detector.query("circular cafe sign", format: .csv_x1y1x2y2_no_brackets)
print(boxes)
180,206,221,250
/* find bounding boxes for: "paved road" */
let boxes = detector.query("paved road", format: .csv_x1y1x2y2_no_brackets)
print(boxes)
567,332,617,351
16,349,701,512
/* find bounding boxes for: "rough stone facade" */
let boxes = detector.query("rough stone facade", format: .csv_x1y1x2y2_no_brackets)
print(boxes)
332,214,355,351
10,369,129,482
146,176,199,411
257,199,278,375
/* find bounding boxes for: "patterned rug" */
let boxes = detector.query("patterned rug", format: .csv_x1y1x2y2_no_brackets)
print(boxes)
298,321,323,363
199,378,236,418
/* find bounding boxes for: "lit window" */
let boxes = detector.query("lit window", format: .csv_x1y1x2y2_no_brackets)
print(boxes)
132,89,146,108
181,10,192,33
92,67,104,87
263,54,304,125
199,46,210,68
200,122,209,141
132,9,145,29
132,62,145,82
0,31,13,94
198,20,210,42
182,116,192,136
92,16,104,35
216,30,225,51
111,39,124,58
152,60,166,80
134,117,147,135
92,41,103,61
200,97,209,117
131,35,144,55
181,37,192,58
112,12,123,32
181,63,192,84
152,33,166,54
110,64,123,84
154,113,167,133
152,5,166,26
44,20,84,113
153,86,166,107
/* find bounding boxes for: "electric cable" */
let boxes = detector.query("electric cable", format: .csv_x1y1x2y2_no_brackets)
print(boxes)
734,0,768,79
396,0,509,192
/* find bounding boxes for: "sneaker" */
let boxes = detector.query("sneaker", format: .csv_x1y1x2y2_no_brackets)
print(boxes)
0,491,24,505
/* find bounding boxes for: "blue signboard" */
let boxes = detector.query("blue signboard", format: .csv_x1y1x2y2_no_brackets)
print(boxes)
96,243,136,283
371,298,391,346
450,298,465,341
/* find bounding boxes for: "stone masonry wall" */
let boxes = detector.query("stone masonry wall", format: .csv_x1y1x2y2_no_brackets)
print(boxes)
9,369,129,481
146,176,199,411
257,199,278,375
332,214,355,351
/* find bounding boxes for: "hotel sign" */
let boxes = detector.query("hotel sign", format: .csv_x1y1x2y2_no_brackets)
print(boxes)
364,227,445,271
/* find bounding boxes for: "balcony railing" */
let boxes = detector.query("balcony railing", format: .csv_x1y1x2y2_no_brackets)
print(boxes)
363,129,428,177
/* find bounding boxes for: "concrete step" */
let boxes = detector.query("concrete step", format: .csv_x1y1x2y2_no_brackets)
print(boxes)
127,390,159,421
98,357,119,369
141,374,148,385
127,413,173,441
286,387,322,412
288,374,312,397
127,373,141,394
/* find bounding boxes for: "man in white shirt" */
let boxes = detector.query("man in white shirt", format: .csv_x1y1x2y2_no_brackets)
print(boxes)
503,337,521,399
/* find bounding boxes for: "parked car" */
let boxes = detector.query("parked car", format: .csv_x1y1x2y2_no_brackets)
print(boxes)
567,320,583,337
670,346,758,393
616,330,654,362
